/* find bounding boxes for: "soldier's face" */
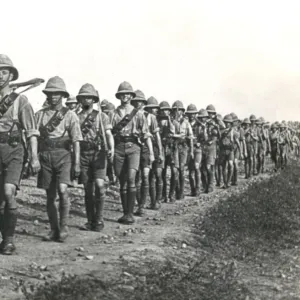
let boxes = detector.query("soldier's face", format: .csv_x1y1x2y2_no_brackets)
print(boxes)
174,109,183,119
162,109,170,116
47,92,64,106
67,103,77,110
225,122,231,128
198,117,207,124
120,93,133,104
0,68,13,88
132,100,144,109
79,96,94,109
151,108,158,116
188,113,196,122
208,112,216,119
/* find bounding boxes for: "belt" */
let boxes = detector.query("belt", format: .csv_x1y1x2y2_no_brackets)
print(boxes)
80,141,98,151
115,136,138,144
0,132,21,144
39,138,70,151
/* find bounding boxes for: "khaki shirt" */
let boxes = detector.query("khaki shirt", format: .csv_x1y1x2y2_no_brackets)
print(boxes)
35,105,83,142
111,105,150,139
0,94,39,138
78,109,112,142
173,118,194,141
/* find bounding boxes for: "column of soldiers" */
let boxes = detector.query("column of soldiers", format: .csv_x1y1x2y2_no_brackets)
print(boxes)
0,54,298,255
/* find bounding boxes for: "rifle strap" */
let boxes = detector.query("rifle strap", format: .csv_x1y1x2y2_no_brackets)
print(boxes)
0,92,19,119
112,107,139,134
80,109,98,137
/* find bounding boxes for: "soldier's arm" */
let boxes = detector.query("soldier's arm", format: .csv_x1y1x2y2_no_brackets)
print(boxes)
101,113,114,158
139,112,154,158
216,117,226,129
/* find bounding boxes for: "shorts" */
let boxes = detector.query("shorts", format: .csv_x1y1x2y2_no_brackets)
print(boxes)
140,145,151,169
175,144,188,169
79,150,107,184
152,144,164,170
202,144,216,166
257,142,266,156
188,147,202,170
114,142,141,177
0,144,24,188
37,149,73,189
219,149,234,164
246,143,257,157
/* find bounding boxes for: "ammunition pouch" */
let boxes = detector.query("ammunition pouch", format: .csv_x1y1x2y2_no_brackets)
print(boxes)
115,136,139,144
0,131,22,147
80,141,98,151
39,137,71,152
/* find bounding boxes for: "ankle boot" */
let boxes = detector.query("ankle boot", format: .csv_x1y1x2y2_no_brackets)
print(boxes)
156,183,163,206
44,201,59,241
125,188,136,225
2,208,17,255
58,201,70,243
149,186,159,210
118,190,128,223
80,196,94,231
94,193,105,232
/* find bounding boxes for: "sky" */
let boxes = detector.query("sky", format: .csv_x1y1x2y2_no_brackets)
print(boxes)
2,0,300,121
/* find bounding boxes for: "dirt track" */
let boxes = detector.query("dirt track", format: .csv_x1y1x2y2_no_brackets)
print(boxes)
1,163,300,299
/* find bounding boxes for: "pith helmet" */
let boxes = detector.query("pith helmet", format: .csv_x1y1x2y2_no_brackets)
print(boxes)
100,99,109,107
0,54,18,81
159,101,171,110
43,76,69,98
186,104,198,114
115,81,136,99
206,104,216,113
172,100,185,111
256,117,264,125
145,96,159,109
242,118,251,125
223,114,233,123
76,83,99,103
104,102,115,111
274,121,280,127
280,122,287,128
249,114,257,122
131,90,147,103
65,95,77,104
197,108,209,118
230,112,239,121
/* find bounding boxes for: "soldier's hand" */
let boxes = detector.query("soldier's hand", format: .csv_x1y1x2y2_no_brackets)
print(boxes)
159,153,164,164
73,163,81,179
149,153,155,164
30,157,41,175
107,149,114,163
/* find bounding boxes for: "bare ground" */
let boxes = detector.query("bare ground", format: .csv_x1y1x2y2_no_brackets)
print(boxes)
1,160,300,299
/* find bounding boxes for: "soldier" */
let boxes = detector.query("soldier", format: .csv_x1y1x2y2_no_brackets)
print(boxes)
100,99,109,111
269,122,279,170
291,128,300,157
65,96,79,113
111,82,153,224
256,117,270,174
219,114,240,189
171,101,193,200
241,118,252,178
130,90,152,216
277,122,292,169
186,104,200,197
103,102,115,117
248,114,259,176
202,105,225,193
230,113,244,185
0,54,40,255
76,83,114,231
214,113,223,187
144,97,164,210
35,76,82,242
159,101,176,203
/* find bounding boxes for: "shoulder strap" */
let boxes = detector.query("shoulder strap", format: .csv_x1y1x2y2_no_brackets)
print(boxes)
112,108,139,134
81,109,99,135
0,92,19,118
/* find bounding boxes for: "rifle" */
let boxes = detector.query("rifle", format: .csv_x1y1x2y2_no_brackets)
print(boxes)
9,78,45,93
96,91,108,153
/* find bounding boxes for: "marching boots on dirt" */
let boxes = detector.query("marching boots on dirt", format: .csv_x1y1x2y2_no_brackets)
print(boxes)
130,90,152,216
249,115,259,176
158,101,176,203
111,82,153,224
144,97,164,210
186,104,201,197
0,55,40,255
230,113,243,186
35,76,82,242
171,101,193,200
77,83,114,232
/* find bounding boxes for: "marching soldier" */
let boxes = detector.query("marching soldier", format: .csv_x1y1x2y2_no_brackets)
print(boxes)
65,95,80,113
144,97,164,210
35,76,82,242
186,104,200,197
219,114,239,189
215,113,223,187
103,102,115,117
230,113,244,185
248,114,259,176
111,82,153,224
241,118,252,178
0,54,40,255
256,117,266,174
159,101,176,203
269,122,279,170
76,83,114,231
171,101,193,200
131,90,152,216
277,122,292,169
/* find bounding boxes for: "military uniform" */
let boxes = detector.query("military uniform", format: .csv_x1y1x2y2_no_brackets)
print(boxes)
277,122,291,169
36,76,82,242
270,123,279,170
0,54,40,254
241,118,251,178
248,115,259,176
256,117,268,174
111,82,150,224
77,83,113,232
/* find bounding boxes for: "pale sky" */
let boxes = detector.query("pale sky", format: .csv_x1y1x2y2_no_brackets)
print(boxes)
3,0,300,121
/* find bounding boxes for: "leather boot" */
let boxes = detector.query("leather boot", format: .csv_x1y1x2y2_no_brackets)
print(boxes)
169,172,176,203
43,200,59,241
179,170,185,200
124,187,135,225
149,186,159,210
58,200,70,243
2,208,17,255
156,183,163,206
80,195,94,231
232,164,238,185
94,193,105,232
188,172,196,196
207,166,214,193
135,184,147,216
118,189,128,223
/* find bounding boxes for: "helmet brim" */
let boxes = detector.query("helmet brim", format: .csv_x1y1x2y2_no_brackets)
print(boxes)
43,88,69,98
76,94,99,103
115,91,136,99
